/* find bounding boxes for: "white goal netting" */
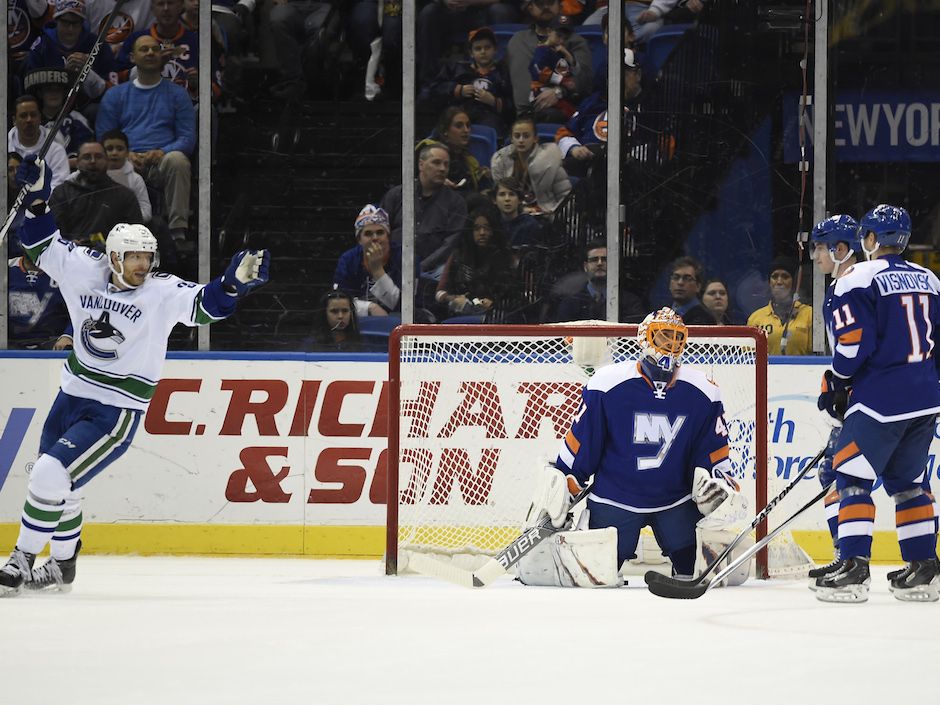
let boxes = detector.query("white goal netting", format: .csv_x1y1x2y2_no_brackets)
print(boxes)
385,324,813,579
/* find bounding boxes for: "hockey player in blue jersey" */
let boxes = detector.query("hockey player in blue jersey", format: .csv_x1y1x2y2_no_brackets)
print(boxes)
815,204,940,602
0,156,271,597
807,214,860,584
527,308,742,580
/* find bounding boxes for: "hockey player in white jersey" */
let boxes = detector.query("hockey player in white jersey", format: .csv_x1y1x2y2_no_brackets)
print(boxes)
0,156,271,596
815,204,940,602
524,308,744,584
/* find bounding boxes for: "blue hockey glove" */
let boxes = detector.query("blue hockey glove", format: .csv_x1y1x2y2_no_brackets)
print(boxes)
15,155,52,205
818,427,840,488
818,370,850,421
223,249,270,296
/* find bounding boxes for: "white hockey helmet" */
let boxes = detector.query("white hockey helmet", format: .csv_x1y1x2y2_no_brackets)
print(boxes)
637,307,688,373
106,223,159,288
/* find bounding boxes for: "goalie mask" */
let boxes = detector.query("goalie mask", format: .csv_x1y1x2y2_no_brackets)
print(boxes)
637,307,687,381
106,223,159,289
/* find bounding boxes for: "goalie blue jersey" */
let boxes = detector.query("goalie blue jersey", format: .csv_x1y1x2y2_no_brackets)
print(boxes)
555,363,731,512
830,255,940,421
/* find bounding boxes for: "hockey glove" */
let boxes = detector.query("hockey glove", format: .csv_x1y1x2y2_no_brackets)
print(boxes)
817,370,850,422
525,464,580,529
223,249,270,296
15,155,52,205
692,466,737,516
818,427,841,488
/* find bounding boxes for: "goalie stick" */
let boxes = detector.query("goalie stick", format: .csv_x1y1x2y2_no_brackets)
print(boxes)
0,0,129,247
647,481,834,599
644,445,827,590
403,482,595,588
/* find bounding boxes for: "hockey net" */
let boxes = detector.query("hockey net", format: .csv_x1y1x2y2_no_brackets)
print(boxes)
385,324,813,580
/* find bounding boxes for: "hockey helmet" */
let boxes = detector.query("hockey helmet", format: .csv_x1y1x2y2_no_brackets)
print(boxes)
810,214,860,268
858,204,911,258
106,223,159,288
637,307,687,374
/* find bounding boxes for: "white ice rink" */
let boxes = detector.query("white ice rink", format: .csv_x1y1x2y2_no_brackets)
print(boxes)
2,557,938,705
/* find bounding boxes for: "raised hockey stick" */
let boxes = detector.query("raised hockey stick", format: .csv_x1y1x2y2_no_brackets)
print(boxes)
0,0,129,247
404,483,595,588
644,445,826,589
647,481,834,599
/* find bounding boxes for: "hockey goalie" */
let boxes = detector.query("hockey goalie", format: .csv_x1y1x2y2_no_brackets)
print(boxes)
518,308,751,587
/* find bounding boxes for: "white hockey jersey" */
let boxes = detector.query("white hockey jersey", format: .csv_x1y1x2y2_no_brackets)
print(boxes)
22,210,236,411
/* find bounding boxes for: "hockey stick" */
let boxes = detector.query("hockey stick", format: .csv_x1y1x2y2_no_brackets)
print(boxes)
403,482,595,588
644,445,826,589
0,0,129,247
647,481,834,599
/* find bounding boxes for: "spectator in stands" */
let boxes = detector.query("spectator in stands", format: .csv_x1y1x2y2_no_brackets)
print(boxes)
96,34,196,253
507,0,593,123
195,0,254,95
493,177,544,249
117,0,223,104
423,27,514,138
418,107,493,199
8,0,53,79
347,0,402,100
86,0,156,56
416,0,520,88
334,204,403,318
667,255,713,324
267,0,332,98
435,206,515,322
102,128,153,223
7,249,72,350
701,277,734,325
491,114,571,215
21,0,115,103
49,140,144,245
556,46,641,178
24,68,95,172
527,19,579,120
552,239,645,322
746,255,813,355
8,95,71,189
304,290,363,352
583,1,704,42
381,141,468,278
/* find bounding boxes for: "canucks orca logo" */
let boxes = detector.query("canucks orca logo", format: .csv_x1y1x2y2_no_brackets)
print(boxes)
80,312,126,360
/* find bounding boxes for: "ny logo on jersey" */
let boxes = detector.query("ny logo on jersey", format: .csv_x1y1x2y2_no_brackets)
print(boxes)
633,413,686,470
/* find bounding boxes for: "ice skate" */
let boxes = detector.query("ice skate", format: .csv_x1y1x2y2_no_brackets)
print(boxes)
0,548,37,597
807,551,844,591
27,541,81,593
888,559,939,602
814,557,870,603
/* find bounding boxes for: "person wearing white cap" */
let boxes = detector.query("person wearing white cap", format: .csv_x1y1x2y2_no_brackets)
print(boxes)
333,204,404,318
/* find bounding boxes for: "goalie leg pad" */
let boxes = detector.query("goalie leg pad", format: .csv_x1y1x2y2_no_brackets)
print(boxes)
517,528,622,588
696,525,754,587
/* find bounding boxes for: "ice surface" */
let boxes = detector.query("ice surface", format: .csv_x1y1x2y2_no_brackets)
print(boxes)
1,558,937,704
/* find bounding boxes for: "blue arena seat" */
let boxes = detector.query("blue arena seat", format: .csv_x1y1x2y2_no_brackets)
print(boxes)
536,122,563,143
490,23,528,59
642,24,695,75
575,24,607,76
469,124,499,167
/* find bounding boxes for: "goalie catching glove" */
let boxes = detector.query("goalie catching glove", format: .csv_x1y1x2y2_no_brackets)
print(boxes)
223,249,271,296
526,464,584,529
692,466,739,516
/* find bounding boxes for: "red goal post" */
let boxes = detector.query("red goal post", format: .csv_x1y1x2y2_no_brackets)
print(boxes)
386,324,778,578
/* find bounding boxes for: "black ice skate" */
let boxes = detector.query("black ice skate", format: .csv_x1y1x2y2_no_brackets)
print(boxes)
0,548,37,597
888,559,939,602
807,551,844,591
815,557,870,603
28,541,82,593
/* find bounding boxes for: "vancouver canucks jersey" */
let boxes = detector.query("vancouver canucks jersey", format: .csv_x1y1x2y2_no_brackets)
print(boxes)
556,362,731,512
21,209,237,411
830,255,940,421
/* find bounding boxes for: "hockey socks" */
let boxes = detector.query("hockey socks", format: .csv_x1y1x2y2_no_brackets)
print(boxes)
17,492,65,556
836,480,875,560
894,490,937,562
